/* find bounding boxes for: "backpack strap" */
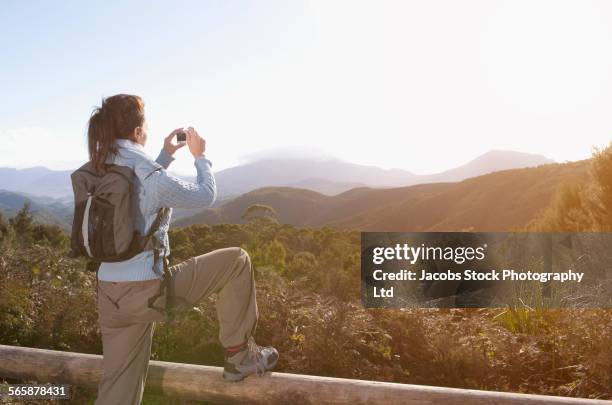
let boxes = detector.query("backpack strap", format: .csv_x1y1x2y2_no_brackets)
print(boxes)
151,250,177,324
146,249,177,324
145,206,178,323
142,207,168,251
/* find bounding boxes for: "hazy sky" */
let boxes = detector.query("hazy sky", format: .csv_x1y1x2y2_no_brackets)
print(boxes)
1,0,612,175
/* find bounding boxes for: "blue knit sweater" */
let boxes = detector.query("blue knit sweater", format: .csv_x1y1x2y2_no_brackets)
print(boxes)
97,139,217,281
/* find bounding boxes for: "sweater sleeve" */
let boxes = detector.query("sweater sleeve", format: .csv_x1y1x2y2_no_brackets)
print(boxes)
155,148,175,169
150,156,217,209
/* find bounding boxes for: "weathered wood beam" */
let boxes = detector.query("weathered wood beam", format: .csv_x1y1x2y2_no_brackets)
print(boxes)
0,345,608,404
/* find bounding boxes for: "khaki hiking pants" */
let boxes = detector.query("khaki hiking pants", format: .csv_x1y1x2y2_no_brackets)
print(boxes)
94,247,258,405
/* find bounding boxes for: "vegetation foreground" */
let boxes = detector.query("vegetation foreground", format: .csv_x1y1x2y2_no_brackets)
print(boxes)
1,145,612,403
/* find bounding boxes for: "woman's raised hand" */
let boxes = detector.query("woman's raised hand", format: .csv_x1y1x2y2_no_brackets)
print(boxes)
186,127,206,158
163,128,187,156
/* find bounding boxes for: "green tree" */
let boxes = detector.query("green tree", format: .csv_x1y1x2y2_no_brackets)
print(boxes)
253,238,287,273
32,224,69,248
286,251,318,280
242,204,277,222
0,211,7,239
9,203,34,243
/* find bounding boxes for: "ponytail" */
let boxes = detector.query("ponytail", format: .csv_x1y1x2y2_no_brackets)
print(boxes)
87,94,145,172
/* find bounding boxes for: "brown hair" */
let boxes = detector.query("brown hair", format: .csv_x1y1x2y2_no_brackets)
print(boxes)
87,94,145,172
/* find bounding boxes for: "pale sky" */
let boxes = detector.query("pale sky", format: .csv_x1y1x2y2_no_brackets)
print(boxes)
1,0,612,175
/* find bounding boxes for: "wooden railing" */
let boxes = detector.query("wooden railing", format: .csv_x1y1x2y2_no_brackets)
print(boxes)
0,345,609,404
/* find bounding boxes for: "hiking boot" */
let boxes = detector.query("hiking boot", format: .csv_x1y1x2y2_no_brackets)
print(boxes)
222,336,279,381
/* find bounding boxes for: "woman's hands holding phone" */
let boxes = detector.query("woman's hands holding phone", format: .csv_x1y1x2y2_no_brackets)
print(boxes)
163,127,206,158
185,127,206,158
164,128,187,156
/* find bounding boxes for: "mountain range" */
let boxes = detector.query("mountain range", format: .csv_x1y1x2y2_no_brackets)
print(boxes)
0,150,564,232
0,190,73,231
0,150,554,199
210,150,554,196
0,167,74,199
172,159,588,231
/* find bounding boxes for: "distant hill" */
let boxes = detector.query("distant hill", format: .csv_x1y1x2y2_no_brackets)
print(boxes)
0,190,73,231
211,158,417,196
287,178,368,196
422,150,555,183
0,167,73,199
173,159,589,232
210,150,554,196
0,150,554,199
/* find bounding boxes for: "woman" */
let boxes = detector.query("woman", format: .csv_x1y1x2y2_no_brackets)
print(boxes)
88,94,278,405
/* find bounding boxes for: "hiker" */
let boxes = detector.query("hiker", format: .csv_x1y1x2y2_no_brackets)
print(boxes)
75,94,278,405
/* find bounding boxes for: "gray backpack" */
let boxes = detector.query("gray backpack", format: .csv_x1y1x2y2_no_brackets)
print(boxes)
69,162,165,262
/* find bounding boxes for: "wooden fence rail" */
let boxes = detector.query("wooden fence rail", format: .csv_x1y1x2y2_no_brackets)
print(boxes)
0,345,609,404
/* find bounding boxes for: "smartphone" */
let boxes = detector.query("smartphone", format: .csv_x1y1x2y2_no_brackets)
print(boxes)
176,130,186,143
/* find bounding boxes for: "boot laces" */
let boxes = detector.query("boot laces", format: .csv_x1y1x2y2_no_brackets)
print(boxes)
245,336,266,376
